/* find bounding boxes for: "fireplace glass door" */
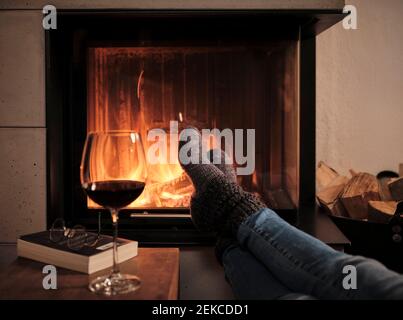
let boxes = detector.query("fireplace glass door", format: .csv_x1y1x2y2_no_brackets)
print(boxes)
87,42,299,212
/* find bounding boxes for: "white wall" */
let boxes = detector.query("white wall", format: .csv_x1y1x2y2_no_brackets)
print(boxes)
317,0,403,176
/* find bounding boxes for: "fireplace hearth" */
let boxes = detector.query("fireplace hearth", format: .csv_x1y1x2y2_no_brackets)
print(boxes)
46,10,347,244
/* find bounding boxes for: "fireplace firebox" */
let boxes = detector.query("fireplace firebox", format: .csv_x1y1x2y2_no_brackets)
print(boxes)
46,10,346,244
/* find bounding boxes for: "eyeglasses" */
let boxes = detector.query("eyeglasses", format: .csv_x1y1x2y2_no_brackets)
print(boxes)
49,213,102,251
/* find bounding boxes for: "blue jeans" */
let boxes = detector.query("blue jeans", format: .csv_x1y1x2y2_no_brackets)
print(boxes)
222,208,403,300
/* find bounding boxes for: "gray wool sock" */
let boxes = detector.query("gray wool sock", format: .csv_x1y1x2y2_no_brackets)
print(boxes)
179,128,266,235
207,149,237,184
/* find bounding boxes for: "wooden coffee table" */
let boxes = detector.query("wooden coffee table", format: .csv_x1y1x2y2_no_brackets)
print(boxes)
0,246,179,300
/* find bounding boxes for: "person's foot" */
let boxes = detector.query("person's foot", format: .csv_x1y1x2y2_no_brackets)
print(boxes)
207,149,237,184
178,127,266,235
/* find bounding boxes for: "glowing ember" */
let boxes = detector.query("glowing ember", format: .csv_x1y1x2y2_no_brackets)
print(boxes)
131,166,193,208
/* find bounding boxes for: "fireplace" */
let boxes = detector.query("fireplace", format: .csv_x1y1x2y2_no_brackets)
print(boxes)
46,10,346,244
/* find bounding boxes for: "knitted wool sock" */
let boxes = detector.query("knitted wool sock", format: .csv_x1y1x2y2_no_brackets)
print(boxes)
207,149,237,184
179,127,266,235
208,148,242,264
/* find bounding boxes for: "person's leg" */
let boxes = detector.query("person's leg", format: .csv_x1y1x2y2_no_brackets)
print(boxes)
221,241,315,300
178,128,403,300
238,208,403,300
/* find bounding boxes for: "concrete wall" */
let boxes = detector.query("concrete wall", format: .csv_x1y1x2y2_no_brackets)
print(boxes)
316,0,403,176
0,11,46,242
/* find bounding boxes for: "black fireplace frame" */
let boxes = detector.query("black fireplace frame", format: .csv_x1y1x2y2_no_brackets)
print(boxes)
46,9,347,245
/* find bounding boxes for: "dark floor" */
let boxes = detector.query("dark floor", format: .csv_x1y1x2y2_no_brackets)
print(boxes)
180,246,233,299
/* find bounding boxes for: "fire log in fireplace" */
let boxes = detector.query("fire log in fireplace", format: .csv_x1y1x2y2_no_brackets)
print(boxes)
46,10,346,244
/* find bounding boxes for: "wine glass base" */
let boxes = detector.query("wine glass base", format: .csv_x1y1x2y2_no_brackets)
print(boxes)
89,272,141,296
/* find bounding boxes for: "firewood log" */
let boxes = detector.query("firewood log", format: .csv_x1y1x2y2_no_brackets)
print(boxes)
340,172,381,220
327,175,349,188
388,177,403,201
316,161,350,216
317,183,348,217
368,201,397,223
316,161,339,192
349,169,358,177
378,177,394,201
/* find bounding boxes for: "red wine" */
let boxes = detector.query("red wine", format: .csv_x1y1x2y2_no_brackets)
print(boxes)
83,180,145,209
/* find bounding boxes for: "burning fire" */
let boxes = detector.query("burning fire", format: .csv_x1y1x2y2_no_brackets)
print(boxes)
86,127,222,209
87,149,194,209
132,160,193,208
87,48,220,209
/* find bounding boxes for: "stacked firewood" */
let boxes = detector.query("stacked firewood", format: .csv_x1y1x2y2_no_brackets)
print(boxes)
316,162,403,223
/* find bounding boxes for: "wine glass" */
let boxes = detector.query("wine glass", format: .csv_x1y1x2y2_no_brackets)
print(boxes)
80,131,147,295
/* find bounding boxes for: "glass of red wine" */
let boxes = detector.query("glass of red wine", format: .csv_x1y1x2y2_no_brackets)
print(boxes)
80,131,147,295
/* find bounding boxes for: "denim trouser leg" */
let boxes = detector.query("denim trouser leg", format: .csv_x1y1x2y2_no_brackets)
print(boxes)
237,208,403,300
222,243,315,299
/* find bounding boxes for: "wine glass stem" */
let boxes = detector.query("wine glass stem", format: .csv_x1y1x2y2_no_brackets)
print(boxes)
110,208,120,275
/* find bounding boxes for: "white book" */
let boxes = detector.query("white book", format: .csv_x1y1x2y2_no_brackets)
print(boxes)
17,231,138,274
